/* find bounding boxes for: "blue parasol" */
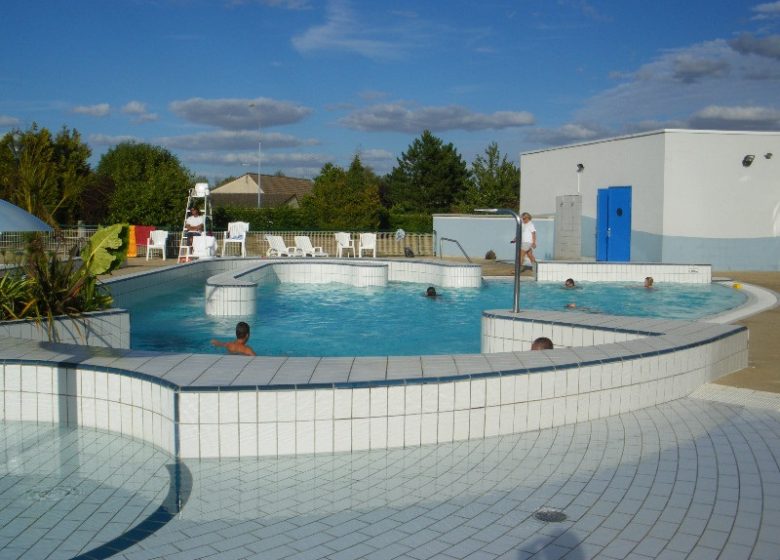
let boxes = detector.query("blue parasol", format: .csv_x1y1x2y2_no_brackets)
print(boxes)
0,199,53,232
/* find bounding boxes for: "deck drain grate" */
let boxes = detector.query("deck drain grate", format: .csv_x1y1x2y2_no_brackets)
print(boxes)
533,507,568,522
27,486,80,502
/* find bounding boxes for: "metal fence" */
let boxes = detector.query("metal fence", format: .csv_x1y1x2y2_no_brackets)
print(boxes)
1,229,436,260
0,227,98,260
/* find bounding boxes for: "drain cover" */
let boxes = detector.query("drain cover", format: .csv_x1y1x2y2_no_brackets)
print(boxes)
533,507,568,522
27,486,79,501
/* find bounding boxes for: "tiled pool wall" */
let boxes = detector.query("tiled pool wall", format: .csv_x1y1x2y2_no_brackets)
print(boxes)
537,262,712,283
0,309,130,348
204,259,483,316
173,315,746,458
0,364,176,455
0,260,756,458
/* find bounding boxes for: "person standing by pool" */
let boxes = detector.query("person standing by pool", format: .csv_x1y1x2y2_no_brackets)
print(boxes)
511,212,537,271
211,321,256,356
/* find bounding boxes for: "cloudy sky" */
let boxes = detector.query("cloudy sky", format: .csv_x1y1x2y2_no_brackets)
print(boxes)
1,0,779,181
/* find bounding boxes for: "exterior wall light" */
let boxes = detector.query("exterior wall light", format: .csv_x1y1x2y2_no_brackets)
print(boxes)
742,155,755,167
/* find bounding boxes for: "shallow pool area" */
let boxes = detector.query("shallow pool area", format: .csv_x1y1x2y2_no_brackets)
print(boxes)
0,421,175,559
128,279,746,356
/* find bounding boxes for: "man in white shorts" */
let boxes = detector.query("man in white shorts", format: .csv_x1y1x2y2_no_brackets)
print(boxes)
511,212,537,271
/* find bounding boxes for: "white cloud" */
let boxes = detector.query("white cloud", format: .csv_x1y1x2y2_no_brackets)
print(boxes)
183,150,330,172
341,103,535,133
729,33,780,60
689,104,780,130
291,0,439,61
574,39,780,131
121,101,159,123
88,133,141,146
0,115,20,127
157,130,319,151
751,1,780,20
292,0,403,60
72,103,110,117
526,123,607,146
121,101,147,115
170,97,312,130
670,54,730,83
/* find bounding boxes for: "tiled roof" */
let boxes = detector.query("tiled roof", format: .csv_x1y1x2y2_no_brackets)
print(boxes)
211,174,312,198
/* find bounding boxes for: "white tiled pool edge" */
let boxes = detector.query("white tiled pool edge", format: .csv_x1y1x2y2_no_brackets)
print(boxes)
1,259,773,459
204,259,483,316
536,261,712,283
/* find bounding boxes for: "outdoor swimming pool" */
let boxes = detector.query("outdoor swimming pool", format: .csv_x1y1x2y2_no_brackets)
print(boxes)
129,279,745,356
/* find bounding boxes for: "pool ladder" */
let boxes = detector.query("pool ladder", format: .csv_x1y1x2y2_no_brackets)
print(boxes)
438,237,472,263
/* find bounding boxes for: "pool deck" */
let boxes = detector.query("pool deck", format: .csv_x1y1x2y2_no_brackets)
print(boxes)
4,258,768,559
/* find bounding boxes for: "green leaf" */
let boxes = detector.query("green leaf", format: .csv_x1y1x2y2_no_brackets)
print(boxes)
80,223,129,276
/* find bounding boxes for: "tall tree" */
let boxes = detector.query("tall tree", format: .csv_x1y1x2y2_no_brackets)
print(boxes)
97,142,193,228
301,156,384,230
457,142,520,211
385,130,470,213
0,124,93,227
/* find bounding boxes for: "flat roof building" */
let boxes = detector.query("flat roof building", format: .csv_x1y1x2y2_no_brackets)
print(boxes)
520,129,779,270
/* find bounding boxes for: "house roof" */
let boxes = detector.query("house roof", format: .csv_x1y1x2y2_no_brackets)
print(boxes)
212,173,313,200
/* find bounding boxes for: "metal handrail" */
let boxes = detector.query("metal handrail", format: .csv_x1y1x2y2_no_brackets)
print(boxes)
438,237,472,263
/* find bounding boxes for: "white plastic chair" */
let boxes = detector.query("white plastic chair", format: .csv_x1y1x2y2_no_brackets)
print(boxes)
265,234,302,257
358,232,376,258
146,230,168,261
192,235,217,260
221,221,250,257
335,232,355,258
295,236,328,257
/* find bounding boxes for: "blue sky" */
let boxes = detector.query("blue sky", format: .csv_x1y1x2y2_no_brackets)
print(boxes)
2,0,779,181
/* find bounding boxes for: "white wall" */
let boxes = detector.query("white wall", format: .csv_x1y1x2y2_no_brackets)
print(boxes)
662,131,780,238
433,215,554,261
521,131,666,235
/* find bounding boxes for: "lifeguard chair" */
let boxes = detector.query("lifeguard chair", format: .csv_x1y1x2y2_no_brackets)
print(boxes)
178,182,214,262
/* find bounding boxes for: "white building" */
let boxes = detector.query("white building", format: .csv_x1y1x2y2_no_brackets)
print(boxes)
520,129,780,271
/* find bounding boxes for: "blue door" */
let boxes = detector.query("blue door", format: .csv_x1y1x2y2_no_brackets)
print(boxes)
596,186,632,261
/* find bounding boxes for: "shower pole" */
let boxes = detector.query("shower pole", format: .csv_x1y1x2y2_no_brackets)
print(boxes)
475,208,523,313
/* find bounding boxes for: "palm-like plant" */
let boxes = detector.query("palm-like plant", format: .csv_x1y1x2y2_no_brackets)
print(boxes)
0,224,128,341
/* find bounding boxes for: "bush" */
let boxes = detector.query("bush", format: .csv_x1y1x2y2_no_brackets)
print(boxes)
485,250,496,260
213,206,310,231
387,210,433,233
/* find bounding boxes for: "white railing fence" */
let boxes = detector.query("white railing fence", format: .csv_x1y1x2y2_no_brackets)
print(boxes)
1,229,435,260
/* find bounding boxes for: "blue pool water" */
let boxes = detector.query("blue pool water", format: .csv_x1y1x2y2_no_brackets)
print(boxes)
128,280,745,357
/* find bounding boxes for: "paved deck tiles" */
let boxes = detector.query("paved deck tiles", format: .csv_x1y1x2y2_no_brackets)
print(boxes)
1,384,779,559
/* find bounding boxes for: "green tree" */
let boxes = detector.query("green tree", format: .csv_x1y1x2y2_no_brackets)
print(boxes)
97,142,193,228
456,142,520,211
385,130,470,213
301,156,384,230
0,124,93,227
